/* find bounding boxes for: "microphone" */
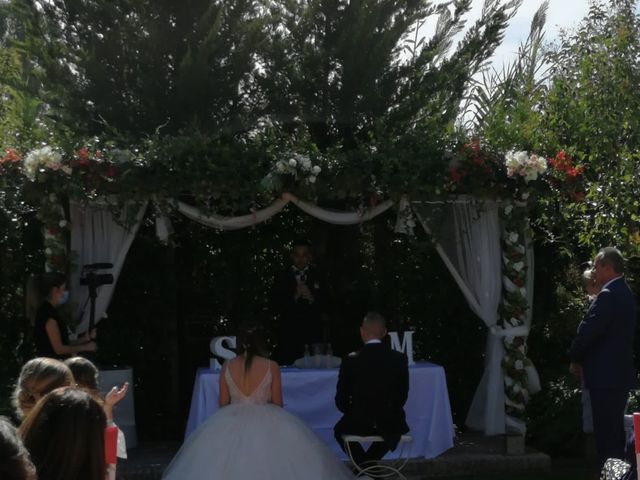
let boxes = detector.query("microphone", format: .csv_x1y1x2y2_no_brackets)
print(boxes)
83,263,114,270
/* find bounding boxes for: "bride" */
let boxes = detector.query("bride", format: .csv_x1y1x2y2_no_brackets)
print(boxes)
162,323,354,480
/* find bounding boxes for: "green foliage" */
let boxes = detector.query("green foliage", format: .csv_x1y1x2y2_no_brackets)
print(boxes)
538,0,640,254
463,1,549,151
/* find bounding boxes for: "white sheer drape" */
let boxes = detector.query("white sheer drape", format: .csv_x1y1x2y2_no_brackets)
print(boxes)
413,197,506,435
175,197,289,230
69,201,147,333
162,193,393,233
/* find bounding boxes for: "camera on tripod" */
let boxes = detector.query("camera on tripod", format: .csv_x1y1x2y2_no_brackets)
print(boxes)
80,263,114,288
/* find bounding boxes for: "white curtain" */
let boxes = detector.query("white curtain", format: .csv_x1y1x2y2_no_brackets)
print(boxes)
69,201,147,334
413,197,506,435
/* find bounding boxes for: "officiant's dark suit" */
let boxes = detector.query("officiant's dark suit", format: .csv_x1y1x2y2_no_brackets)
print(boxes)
334,312,409,464
569,247,636,470
271,240,327,365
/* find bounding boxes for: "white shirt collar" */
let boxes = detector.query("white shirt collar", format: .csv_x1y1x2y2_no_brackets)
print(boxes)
365,339,382,345
601,276,622,291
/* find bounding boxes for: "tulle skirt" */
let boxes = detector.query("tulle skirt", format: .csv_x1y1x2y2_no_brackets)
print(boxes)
163,403,354,480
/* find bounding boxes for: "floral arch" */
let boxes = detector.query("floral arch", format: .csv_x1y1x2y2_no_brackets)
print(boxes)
0,140,585,436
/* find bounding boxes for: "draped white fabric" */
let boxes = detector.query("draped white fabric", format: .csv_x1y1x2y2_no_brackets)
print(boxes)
168,193,393,231
413,198,506,435
289,196,394,225
69,201,147,334
175,197,289,230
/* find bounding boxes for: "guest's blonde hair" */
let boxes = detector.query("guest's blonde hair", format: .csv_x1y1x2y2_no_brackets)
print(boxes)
12,358,73,419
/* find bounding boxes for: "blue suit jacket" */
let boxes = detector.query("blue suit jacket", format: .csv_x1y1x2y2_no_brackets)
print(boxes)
569,277,637,389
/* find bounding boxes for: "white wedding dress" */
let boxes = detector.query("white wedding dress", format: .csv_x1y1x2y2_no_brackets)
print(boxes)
163,366,354,480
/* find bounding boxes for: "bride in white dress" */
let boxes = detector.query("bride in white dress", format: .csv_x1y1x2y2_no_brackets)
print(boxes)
162,324,354,480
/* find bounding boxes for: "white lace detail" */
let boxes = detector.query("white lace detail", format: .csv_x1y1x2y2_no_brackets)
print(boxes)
225,365,272,405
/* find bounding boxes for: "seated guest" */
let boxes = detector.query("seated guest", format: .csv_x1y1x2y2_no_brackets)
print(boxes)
12,357,73,420
334,312,409,465
19,387,106,480
0,417,36,480
64,356,129,457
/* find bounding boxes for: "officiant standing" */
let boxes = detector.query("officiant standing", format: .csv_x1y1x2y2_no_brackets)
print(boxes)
271,239,328,365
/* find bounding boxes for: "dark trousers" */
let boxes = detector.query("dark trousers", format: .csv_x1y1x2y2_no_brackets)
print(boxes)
589,387,629,469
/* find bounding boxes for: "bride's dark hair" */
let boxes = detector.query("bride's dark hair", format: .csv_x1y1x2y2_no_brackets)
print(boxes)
235,322,268,373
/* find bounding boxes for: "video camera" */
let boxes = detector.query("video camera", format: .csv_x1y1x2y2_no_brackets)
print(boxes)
80,263,114,289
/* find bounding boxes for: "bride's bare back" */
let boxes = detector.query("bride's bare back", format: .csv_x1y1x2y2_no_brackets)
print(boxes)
219,355,282,407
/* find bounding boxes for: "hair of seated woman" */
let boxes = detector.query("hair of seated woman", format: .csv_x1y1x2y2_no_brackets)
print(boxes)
236,321,268,373
19,387,106,480
64,356,99,392
0,417,37,480
12,358,74,420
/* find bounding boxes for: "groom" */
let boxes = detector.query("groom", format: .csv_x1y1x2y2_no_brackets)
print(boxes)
334,312,409,465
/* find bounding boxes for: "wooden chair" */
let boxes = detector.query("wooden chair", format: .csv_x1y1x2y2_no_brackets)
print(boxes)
342,434,413,479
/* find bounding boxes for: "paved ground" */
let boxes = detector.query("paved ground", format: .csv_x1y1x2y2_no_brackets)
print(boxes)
115,433,554,479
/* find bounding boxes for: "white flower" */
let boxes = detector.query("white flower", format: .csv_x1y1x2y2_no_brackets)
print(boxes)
520,287,527,296
312,165,321,175
49,193,57,202
504,376,514,387
276,161,286,173
504,335,515,346
512,261,524,272
504,205,513,215
61,166,72,175
512,383,521,393
518,345,526,355
289,158,297,167
521,192,530,200
510,317,520,327
59,220,68,228
300,155,312,171
308,175,316,184
508,232,519,244
504,150,546,181
45,248,52,255
515,360,524,370
23,146,62,180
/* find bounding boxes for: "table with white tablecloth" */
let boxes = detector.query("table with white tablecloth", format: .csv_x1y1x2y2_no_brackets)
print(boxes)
185,361,454,459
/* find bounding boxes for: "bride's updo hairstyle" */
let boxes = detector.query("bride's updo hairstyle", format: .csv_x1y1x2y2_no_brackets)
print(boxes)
235,322,268,373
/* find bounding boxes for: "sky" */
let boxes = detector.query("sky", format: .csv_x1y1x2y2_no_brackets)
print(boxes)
465,1,640,70
481,0,591,69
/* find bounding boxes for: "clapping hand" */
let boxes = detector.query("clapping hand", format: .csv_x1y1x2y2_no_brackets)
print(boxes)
105,382,129,408
104,382,129,422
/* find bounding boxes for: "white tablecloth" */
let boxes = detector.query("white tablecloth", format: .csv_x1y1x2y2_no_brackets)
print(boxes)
185,362,455,459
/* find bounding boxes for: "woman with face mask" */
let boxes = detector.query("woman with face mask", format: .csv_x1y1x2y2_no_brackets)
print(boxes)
33,272,97,358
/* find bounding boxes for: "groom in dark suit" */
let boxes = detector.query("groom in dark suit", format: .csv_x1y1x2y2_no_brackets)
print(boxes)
569,247,637,469
334,312,409,465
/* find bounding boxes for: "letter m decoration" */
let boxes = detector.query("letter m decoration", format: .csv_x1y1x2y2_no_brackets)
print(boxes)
388,331,415,365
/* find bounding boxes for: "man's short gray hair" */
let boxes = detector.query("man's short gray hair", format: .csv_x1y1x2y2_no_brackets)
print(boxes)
597,247,625,275
363,311,386,329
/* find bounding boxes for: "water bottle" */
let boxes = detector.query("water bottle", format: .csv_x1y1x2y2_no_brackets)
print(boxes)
325,343,333,368
303,344,311,368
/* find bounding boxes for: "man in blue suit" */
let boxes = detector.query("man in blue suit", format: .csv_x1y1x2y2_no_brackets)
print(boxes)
569,247,637,469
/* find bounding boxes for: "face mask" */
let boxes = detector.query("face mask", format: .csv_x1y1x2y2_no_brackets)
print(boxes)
59,290,70,305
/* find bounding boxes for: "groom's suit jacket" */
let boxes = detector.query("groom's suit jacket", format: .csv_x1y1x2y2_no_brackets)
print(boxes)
334,341,409,449
569,277,636,390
